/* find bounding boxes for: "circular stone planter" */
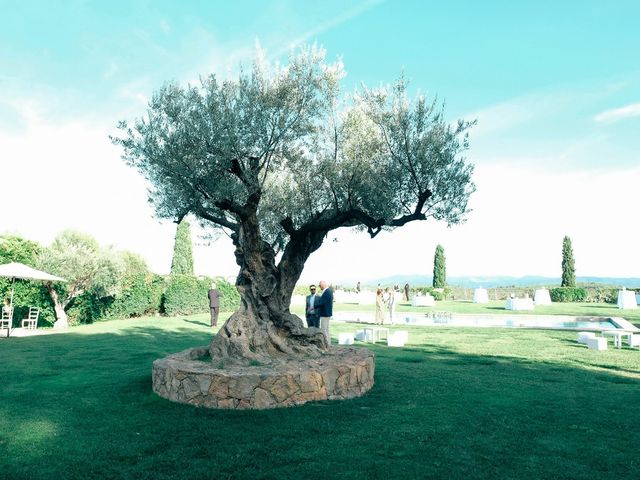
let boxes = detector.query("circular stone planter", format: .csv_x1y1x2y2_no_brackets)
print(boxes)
152,346,375,409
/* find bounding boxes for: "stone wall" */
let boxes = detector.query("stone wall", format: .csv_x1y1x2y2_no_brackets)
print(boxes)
152,346,375,409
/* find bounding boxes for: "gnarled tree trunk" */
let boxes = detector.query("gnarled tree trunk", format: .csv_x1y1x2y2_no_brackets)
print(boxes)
47,285,69,329
210,214,328,364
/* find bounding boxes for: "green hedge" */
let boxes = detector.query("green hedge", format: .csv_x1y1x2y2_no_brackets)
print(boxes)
585,287,618,304
67,274,166,324
216,279,241,312
105,274,165,319
550,287,587,303
163,275,207,316
163,276,240,316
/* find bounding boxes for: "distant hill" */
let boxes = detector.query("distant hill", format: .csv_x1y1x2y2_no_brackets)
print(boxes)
360,274,640,288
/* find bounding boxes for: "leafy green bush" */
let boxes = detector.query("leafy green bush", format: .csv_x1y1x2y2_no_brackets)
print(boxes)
163,275,207,316
414,286,451,301
585,287,618,304
550,287,587,303
106,274,165,318
163,276,240,316
67,274,165,323
216,279,240,312
66,292,104,325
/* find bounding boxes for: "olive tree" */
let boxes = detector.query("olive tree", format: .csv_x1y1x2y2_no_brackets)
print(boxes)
38,230,123,327
113,47,475,364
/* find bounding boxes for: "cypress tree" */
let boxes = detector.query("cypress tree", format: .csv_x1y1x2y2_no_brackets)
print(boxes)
170,220,194,275
432,244,446,288
561,235,576,287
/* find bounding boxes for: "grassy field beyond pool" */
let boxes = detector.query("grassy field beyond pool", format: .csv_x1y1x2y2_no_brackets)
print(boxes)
299,300,640,325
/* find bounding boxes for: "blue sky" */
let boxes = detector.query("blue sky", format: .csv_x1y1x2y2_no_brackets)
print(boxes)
1,1,639,281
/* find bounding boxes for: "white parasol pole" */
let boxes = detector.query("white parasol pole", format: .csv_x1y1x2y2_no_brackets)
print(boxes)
9,277,15,314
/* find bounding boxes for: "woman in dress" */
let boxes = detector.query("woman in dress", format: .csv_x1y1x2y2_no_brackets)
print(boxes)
385,287,396,324
375,288,386,325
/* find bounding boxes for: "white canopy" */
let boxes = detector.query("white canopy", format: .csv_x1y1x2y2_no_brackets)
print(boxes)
0,262,65,282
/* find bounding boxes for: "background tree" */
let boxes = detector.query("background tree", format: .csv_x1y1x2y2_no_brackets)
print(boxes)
39,230,123,327
170,219,194,275
561,235,576,287
432,244,446,288
113,46,475,364
0,234,41,265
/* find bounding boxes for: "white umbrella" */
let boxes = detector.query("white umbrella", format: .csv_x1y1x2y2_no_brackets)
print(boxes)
0,262,66,329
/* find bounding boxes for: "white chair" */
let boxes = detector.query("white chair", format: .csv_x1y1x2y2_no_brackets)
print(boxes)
21,307,39,330
387,330,408,347
577,332,596,344
586,337,607,351
1,306,13,330
628,334,640,348
354,330,366,341
338,332,354,345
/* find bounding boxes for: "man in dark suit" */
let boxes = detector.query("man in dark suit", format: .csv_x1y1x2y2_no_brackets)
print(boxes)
208,282,221,327
316,279,333,346
305,284,320,328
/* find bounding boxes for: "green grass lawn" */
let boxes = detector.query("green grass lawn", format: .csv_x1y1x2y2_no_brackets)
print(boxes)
1,313,639,479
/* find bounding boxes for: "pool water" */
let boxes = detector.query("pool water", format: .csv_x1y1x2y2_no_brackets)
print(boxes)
336,311,619,330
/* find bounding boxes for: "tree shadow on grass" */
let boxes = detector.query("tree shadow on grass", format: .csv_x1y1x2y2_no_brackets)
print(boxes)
182,318,214,328
1,324,639,480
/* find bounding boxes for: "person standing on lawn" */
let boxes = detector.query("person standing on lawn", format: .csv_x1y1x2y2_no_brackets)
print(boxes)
316,280,333,346
305,284,320,328
208,282,222,327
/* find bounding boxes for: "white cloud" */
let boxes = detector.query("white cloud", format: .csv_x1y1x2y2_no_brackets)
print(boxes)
3,97,639,285
298,163,640,283
1,102,163,273
593,102,640,123
465,86,585,139
285,0,384,51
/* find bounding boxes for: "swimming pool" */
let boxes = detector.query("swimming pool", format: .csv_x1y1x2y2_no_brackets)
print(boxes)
336,311,624,331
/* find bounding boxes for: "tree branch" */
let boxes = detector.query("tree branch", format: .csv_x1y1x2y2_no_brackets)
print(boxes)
197,208,239,231
286,187,432,239
214,199,248,220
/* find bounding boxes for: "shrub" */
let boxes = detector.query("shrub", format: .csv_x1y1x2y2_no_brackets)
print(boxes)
216,279,240,312
163,275,207,316
414,286,451,301
163,275,240,316
550,287,587,303
585,287,618,304
106,274,165,318
66,273,165,323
